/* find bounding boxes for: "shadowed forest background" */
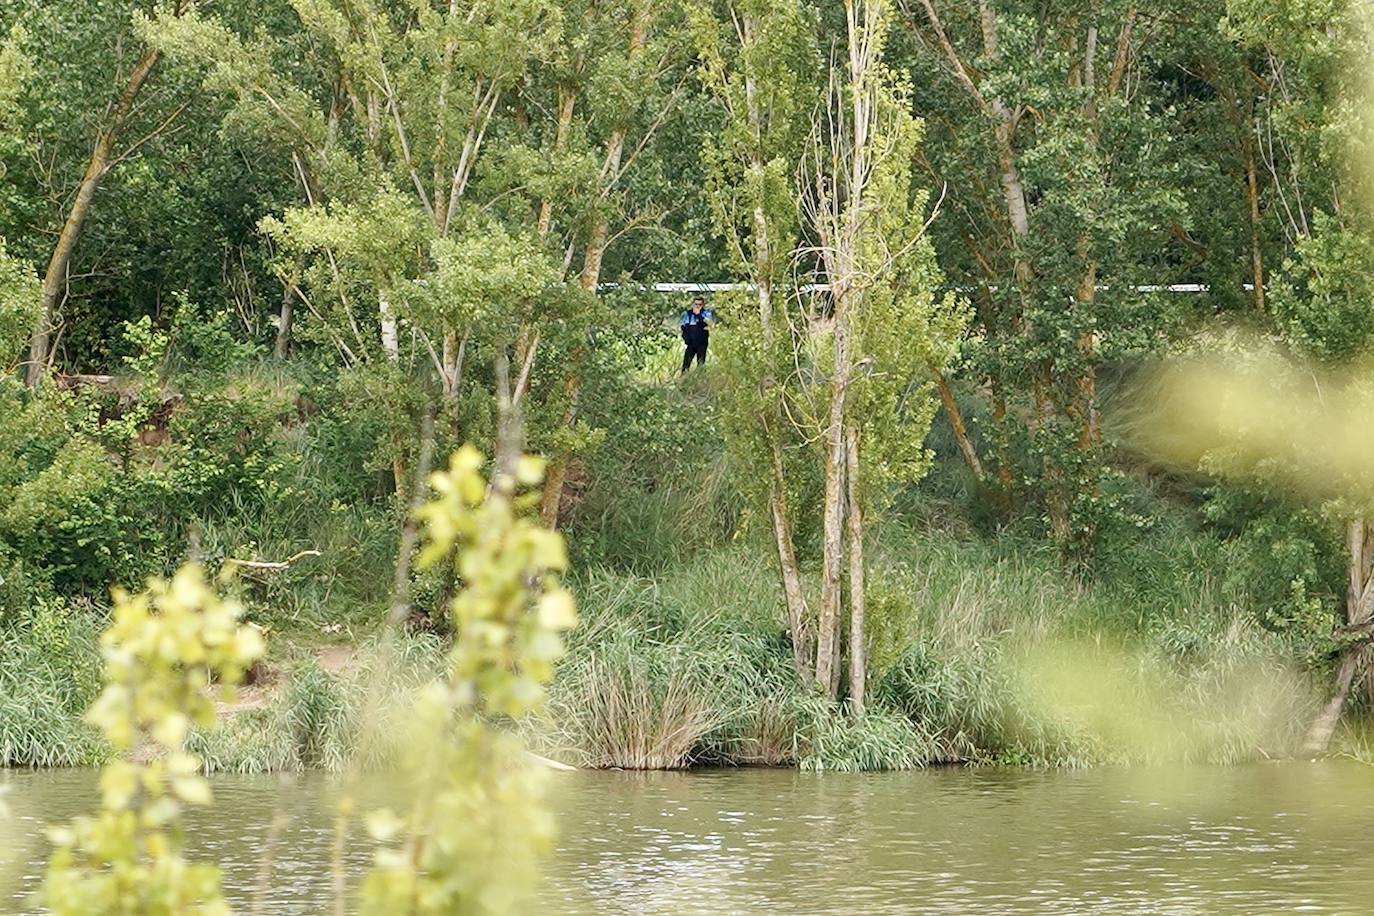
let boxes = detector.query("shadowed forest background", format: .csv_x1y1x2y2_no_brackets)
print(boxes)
3,0,1374,777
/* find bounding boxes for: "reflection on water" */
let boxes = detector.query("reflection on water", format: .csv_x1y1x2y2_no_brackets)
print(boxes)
4,762,1373,914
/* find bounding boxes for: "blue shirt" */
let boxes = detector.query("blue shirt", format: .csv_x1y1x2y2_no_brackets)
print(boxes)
680,309,713,329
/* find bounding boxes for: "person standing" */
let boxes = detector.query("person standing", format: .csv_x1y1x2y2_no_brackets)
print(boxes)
679,295,713,374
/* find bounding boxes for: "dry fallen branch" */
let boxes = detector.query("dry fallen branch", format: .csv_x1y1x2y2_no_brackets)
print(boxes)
222,549,322,572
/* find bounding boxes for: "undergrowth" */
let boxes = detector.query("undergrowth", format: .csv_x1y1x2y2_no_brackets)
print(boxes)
538,521,1318,772
0,596,106,767
0,360,1339,774
190,633,446,774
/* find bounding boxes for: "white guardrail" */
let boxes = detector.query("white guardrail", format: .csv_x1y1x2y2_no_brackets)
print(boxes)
603,282,1242,294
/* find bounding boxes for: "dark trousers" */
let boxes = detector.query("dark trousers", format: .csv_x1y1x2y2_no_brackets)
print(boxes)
681,334,708,373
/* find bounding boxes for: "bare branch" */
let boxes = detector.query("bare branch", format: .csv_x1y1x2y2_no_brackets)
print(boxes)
223,549,322,572
108,96,194,169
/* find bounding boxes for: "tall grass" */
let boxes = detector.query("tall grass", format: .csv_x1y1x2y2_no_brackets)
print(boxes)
798,705,933,772
1335,721,1374,763
1,517,1318,774
541,547,822,768
541,518,1318,771
0,604,106,767
190,633,446,773
549,641,723,769
568,450,739,575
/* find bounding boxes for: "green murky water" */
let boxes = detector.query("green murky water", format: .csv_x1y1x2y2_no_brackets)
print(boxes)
4,762,1373,913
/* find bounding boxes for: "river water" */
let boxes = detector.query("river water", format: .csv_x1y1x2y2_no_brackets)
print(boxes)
4,762,1373,914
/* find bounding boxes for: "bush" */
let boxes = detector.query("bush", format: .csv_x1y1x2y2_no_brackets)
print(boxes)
566,346,741,573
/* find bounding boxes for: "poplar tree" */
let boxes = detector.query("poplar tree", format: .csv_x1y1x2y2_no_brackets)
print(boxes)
702,0,965,706
690,0,819,678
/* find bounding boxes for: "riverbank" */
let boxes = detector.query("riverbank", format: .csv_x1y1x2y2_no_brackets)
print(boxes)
2,517,1337,773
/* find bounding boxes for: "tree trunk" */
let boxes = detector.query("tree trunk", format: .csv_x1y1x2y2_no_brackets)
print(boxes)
743,13,774,334
441,328,460,400
539,373,581,526
378,288,405,500
539,468,566,526
507,88,575,419
1214,77,1266,312
1301,518,1374,754
537,86,577,239
379,291,399,362
539,410,572,525
845,424,866,716
994,112,1031,245
741,12,808,679
814,294,851,697
1243,120,1266,312
579,220,612,294
814,0,875,698
991,384,1014,498
27,47,161,386
1073,257,1100,450
933,367,984,482
431,0,460,229
274,285,294,360
579,4,646,290
998,111,1069,539
540,4,649,527
1035,362,1072,544
1301,646,1368,757
513,327,539,407
770,435,812,679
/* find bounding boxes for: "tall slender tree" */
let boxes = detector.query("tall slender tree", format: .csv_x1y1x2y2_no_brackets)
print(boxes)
690,0,818,678
20,1,200,386
538,0,690,525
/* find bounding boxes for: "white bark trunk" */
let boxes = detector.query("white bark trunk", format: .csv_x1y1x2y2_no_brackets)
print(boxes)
1301,519,1374,754
846,424,866,715
814,304,850,697
379,291,399,362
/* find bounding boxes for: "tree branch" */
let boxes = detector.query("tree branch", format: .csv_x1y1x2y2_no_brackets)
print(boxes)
108,96,194,169
223,549,322,572
1106,6,1138,98
906,0,987,110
